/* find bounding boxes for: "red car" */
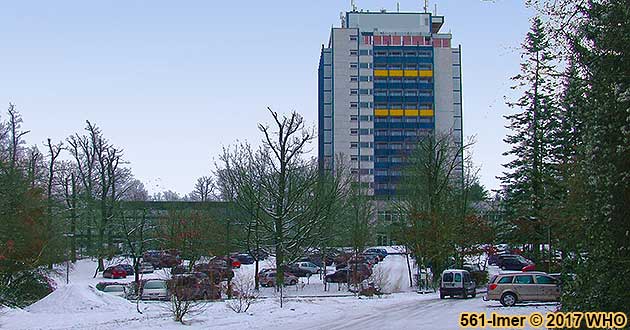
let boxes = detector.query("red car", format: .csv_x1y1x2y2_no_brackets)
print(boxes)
103,266,127,279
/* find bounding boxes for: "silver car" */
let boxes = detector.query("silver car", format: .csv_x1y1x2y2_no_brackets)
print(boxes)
295,262,321,275
141,280,168,300
485,271,561,306
102,284,126,298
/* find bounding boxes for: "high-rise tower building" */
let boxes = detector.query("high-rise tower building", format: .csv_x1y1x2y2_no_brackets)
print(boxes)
318,9,463,198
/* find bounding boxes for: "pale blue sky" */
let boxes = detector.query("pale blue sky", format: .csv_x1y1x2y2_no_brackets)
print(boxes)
0,0,532,195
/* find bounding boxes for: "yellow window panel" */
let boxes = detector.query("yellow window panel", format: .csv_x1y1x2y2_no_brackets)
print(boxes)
404,109,419,116
420,109,434,117
390,109,404,116
388,70,403,77
419,70,433,77
403,70,418,77
374,109,389,117
374,70,388,77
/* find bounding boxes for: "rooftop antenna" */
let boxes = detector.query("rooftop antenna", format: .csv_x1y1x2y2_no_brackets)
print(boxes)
397,2,400,12
340,12,346,27
434,3,438,15
423,0,428,13
351,0,357,11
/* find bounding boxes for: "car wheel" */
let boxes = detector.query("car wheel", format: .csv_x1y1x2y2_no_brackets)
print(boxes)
462,288,467,299
500,292,517,307
440,292,445,299
290,279,297,285
471,289,477,298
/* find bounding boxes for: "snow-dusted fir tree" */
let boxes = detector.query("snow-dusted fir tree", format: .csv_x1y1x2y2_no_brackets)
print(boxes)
558,0,630,313
500,17,560,256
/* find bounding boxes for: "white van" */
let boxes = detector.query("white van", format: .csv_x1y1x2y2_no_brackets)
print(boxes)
439,269,476,299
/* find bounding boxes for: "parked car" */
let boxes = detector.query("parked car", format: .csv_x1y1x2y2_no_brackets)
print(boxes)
324,268,368,283
439,269,476,299
142,250,162,268
257,268,275,279
139,262,154,274
141,279,169,300
103,266,127,279
361,254,380,265
292,262,321,276
260,272,299,287
102,284,127,297
250,249,269,260
364,248,388,260
96,281,127,292
142,250,181,269
194,263,234,283
495,254,536,271
233,254,255,265
336,259,372,275
171,265,187,275
211,256,241,269
117,264,134,276
485,272,561,306
169,273,220,300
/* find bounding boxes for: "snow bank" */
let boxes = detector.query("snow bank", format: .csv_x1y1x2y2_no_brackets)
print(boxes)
372,255,417,293
27,283,133,314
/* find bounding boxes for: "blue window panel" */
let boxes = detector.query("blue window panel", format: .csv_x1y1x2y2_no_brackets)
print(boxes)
389,176,401,183
374,189,389,196
389,136,405,142
374,95,388,103
374,176,389,183
374,82,388,89
418,96,434,103
388,122,405,129
374,162,390,169
388,96,404,103
404,96,420,102
375,149,395,156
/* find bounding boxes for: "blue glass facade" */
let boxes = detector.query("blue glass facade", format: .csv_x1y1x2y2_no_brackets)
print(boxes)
372,46,435,196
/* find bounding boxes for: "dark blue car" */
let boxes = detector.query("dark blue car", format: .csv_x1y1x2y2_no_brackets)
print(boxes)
117,264,135,276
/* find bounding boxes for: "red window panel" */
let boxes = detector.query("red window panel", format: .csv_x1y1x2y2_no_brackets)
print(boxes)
443,38,451,48
392,35,402,45
373,35,382,45
433,38,441,47
363,35,371,45
402,36,412,45
382,35,391,45
412,36,423,45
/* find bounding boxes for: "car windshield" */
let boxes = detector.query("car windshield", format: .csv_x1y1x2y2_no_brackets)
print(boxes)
443,272,454,282
144,281,166,289
515,255,529,263
104,286,124,292
454,273,462,282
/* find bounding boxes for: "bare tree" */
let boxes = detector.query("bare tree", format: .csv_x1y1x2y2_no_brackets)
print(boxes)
218,108,345,307
190,176,214,201
7,104,29,170
226,272,258,313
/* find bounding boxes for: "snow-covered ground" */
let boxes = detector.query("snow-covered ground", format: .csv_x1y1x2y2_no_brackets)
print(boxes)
0,255,559,330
